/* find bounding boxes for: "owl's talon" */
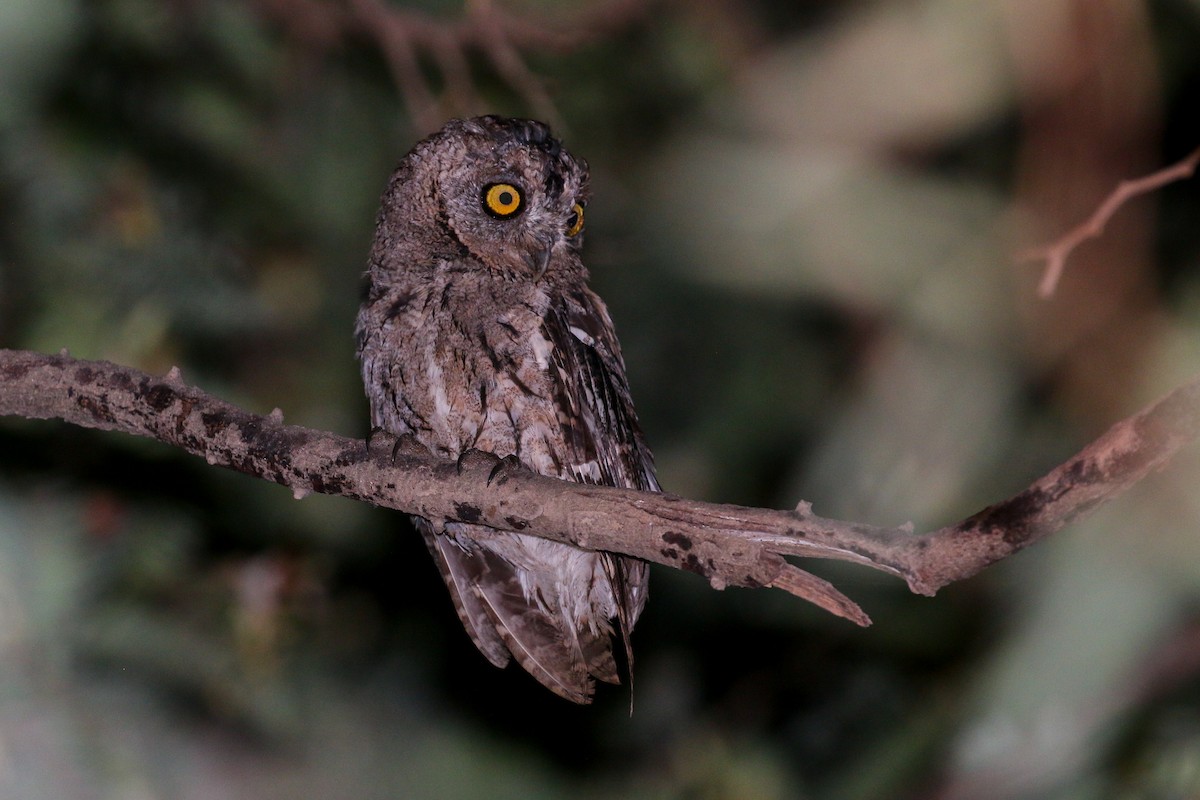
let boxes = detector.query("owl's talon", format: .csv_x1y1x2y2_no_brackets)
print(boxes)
487,454,525,486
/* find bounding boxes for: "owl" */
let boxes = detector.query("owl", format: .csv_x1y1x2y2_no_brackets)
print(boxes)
355,116,657,703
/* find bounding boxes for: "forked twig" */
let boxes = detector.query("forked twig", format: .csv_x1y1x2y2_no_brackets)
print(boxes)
1019,145,1200,298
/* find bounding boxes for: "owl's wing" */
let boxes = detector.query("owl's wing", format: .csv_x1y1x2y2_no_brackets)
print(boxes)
543,287,657,678
416,518,511,669
545,287,659,494
420,517,617,703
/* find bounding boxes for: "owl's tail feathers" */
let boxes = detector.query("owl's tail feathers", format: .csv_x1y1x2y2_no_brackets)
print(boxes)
421,522,607,703
576,626,621,686
602,553,642,686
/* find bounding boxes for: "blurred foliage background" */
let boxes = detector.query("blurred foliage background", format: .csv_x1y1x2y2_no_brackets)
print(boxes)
3,0,1200,797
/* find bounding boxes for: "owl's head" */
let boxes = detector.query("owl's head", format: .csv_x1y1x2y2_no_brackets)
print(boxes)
383,116,591,280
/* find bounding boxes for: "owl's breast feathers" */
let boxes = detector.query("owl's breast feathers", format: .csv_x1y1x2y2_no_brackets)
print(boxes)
359,275,653,486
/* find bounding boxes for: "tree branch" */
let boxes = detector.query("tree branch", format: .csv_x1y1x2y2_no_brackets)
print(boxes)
4,348,1200,625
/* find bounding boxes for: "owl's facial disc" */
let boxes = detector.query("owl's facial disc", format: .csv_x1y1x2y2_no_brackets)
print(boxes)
424,118,590,280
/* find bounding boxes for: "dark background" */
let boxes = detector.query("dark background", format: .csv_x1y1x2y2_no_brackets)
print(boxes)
3,1,1200,797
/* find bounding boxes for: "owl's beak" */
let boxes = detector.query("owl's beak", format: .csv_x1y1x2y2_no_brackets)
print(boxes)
526,238,554,280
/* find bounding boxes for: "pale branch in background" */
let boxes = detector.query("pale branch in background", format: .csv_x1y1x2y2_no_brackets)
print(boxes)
1020,144,1200,298
5,348,1199,623
251,0,651,132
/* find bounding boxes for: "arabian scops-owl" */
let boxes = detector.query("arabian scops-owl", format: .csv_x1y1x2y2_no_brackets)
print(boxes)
356,116,657,703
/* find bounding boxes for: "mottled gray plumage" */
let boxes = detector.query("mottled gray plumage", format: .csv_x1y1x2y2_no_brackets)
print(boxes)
356,116,657,703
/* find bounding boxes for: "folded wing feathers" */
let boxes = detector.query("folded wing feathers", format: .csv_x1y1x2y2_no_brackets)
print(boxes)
470,558,596,704
419,521,511,669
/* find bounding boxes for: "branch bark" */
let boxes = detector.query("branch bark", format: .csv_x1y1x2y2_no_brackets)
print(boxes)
4,348,1199,625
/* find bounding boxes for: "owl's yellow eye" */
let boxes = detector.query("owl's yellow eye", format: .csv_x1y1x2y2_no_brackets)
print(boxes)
482,183,524,218
565,203,584,237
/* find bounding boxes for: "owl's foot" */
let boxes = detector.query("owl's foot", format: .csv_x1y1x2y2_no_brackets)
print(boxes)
486,454,525,486
365,426,393,455
367,428,431,463
393,433,434,462
454,449,526,486
455,448,500,475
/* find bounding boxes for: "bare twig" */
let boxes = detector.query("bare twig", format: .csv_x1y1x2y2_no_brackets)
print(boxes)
4,348,1200,622
351,0,440,130
1020,145,1200,298
466,0,562,129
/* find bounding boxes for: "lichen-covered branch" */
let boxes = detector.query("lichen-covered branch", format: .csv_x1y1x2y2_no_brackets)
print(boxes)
4,348,1200,623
